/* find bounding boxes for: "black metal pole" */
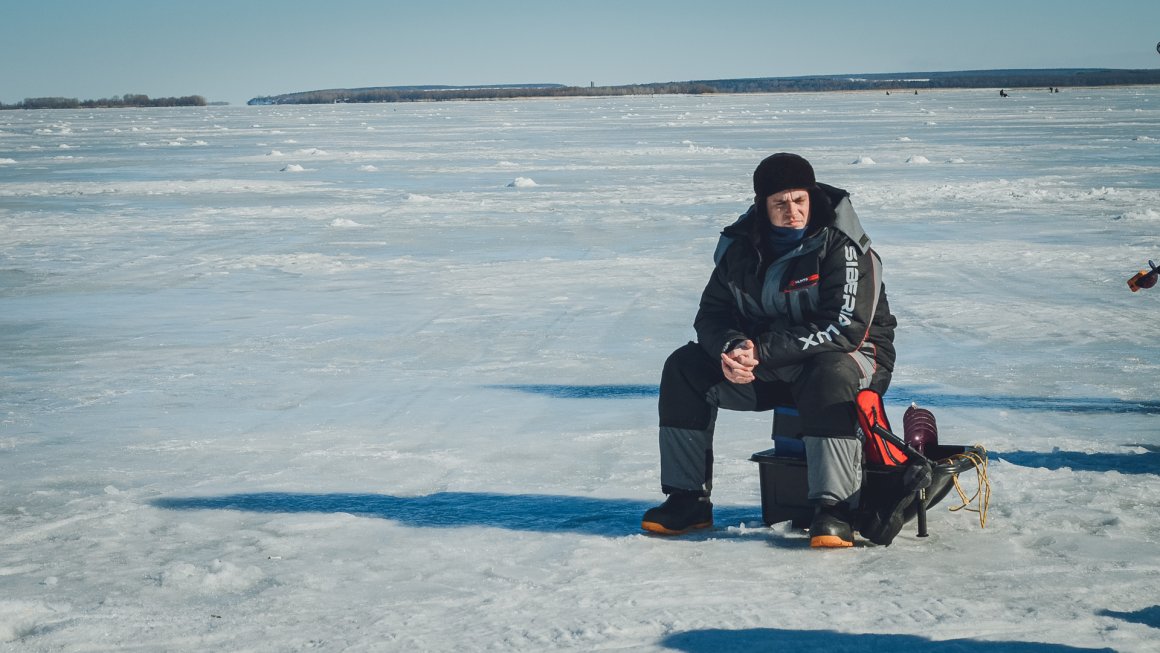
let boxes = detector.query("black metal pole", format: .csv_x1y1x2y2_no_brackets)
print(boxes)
915,489,928,537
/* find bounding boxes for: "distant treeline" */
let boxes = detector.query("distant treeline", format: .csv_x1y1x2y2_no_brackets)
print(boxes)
250,68,1160,105
1,94,208,110
249,83,716,105
699,68,1160,92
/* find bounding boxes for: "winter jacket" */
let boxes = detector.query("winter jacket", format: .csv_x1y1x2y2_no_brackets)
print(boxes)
694,183,897,394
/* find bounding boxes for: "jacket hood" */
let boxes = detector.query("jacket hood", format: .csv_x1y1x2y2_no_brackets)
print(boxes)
723,183,873,254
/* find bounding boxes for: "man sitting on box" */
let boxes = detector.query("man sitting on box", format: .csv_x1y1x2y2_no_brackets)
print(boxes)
642,153,898,548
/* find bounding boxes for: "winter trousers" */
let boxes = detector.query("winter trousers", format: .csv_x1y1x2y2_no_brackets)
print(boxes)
658,342,871,506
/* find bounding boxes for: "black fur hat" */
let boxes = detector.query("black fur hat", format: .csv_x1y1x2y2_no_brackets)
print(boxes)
753,152,817,198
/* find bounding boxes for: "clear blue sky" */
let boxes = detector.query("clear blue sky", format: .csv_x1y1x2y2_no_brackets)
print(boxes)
3,0,1159,105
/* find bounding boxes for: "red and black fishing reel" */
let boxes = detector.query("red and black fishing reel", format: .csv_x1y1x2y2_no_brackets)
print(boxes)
1128,259,1159,292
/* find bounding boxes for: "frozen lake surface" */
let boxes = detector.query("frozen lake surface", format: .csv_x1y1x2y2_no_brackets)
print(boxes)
2,87,1159,651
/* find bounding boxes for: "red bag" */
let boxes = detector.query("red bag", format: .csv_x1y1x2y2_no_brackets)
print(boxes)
856,389,908,466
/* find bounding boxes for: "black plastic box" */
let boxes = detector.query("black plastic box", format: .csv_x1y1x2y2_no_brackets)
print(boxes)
750,448,812,527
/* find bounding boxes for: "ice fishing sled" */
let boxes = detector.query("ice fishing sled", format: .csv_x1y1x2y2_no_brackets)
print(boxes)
750,390,987,544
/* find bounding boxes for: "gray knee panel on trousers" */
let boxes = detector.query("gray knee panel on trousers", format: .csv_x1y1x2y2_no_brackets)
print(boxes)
804,436,863,507
659,426,714,493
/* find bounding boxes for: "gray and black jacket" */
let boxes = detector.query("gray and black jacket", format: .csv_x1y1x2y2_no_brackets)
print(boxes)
694,183,897,394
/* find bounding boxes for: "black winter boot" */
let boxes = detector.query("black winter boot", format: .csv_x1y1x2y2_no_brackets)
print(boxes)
809,501,855,548
641,490,713,535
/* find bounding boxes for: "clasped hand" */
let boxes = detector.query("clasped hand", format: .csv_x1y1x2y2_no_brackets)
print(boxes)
721,339,759,384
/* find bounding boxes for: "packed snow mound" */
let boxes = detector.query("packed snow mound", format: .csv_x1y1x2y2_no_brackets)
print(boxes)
330,218,366,228
507,177,538,188
947,157,966,163
906,156,931,164
1119,207,1160,221
851,156,876,165
280,164,305,172
0,158,15,164
159,560,265,594
358,164,378,172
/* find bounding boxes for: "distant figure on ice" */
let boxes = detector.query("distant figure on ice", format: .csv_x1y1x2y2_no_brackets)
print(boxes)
1000,89,1009,98
642,153,898,548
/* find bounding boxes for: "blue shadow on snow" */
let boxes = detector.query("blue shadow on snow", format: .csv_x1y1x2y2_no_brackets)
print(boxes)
887,387,1160,415
660,628,1114,653
488,384,1159,476
488,383,1160,415
485,383,658,399
1098,605,1160,629
994,450,1160,475
151,492,758,537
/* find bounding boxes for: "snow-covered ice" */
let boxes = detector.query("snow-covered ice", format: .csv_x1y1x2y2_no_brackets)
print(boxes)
2,88,1159,651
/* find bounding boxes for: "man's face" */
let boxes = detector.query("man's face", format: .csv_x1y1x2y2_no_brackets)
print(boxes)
766,189,810,229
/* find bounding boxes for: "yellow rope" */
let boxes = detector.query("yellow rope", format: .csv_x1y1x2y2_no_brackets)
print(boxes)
946,446,991,528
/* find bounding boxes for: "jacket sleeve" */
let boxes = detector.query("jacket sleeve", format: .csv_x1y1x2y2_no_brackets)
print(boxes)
868,288,897,394
693,256,749,360
754,235,883,368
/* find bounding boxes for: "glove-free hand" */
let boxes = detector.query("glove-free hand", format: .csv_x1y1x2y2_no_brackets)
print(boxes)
721,339,759,384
